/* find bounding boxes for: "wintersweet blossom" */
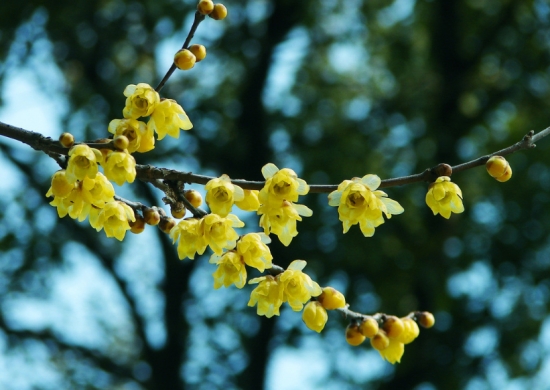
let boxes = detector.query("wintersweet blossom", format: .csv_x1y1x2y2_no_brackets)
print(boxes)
108,118,154,153
328,175,404,237
302,301,328,333
236,233,272,272
248,275,284,318
235,190,260,211
147,98,192,139
170,218,206,259
205,174,244,217
199,213,244,255
259,163,309,206
122,83,160,119
47,170,75,199
102,151,136,186
210,251,247,289
280,260,322,311
425,176,464,219
258,200,312,246
93,201,135,241
65,144,102,184
378,338,405,364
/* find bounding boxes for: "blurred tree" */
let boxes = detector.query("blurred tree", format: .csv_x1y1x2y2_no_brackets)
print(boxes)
1,0,550,389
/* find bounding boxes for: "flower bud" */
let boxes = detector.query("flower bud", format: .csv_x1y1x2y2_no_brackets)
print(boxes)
174,49,196,70
113,135,129,151
59,132,75,148
382,316,405,339
189,44,207,62
209,4,227,20
416,311,435,328
397,317,420,344
171,206,187,219
317,287,346,310
159,217,176,234
360,316,379,338
197,0,214,15
129,215,146,234
345,323,366,346
185,190,203,208
302,301,328,333
143,207,161,225
486,156,511,181
371,331,390,351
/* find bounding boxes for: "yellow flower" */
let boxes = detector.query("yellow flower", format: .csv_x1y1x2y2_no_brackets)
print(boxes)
199,213,244,255
147,99,192,140
210,250,247,289
328,175,404,237
108,118,154,153
248,275,284,318
122,83,160,119
280,260,322,311
102,150,136,186
65,144,102,184
397,318,420,344
378,338,405,364
259,163,309,206
236,233,272,272
302,301,328,333
425,176,464,219
94,201,136,241
235,190,260,211
170,218,206,259
46,170,76,199
258,200,312,246
204,174,244,217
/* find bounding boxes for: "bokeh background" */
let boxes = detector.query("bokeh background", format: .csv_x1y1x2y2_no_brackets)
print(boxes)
1,0,550,389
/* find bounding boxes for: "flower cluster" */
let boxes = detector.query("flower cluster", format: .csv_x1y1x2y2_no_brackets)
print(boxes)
257,163,312,246
425,176,464,219
328,175,404,237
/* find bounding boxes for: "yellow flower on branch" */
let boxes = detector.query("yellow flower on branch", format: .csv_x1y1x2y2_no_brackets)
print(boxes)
199,213,244,255
210,250,247,289
101,150,136,186
47,170,75,199
93,201,135,241
302,301,328,333
148,98,192,140
259,163,309,206
425,176,464,219
122,83,160,119
236,233,272,272
65,144,102,184
280,260,322,311
258,200,312,246
248,275,284,318
328,175,404,237
234,189,260,212
170,218,206,260
108,118,154,153
205,174,244,217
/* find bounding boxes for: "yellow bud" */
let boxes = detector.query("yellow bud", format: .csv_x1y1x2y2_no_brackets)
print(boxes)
143,207,161,226
209,3,227,20
159,217,176,234
189,44,207,62
302,301,328,333
382,316,405,339
486,156,509,178
59,132,75,148
171,206,187,219
317,287,346,310
345,323,366,346
129,215,146,234
397,317,420,344
359,316,379,338
197,0,214,15
417,312,435,328
371,331,390,351
496,166,512,182
185,190,203,208
113,135,129,151
174,49,196,70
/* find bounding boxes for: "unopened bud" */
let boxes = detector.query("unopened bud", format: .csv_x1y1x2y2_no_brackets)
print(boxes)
197,0,214,15
189,44,207,62
416,311,435,328
209,3,227,20
345,323,366,346
174,49,196,70
486,156,510,180
129,215,146,234
185,190,203,208
143,207,161,226
113,135,129,151
382,316,405,339
359,316,379,338
496,166,512,182
371,331,390,351
171,206,186,219
59,132,75,148
317,287,346,310
159,217,176,234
